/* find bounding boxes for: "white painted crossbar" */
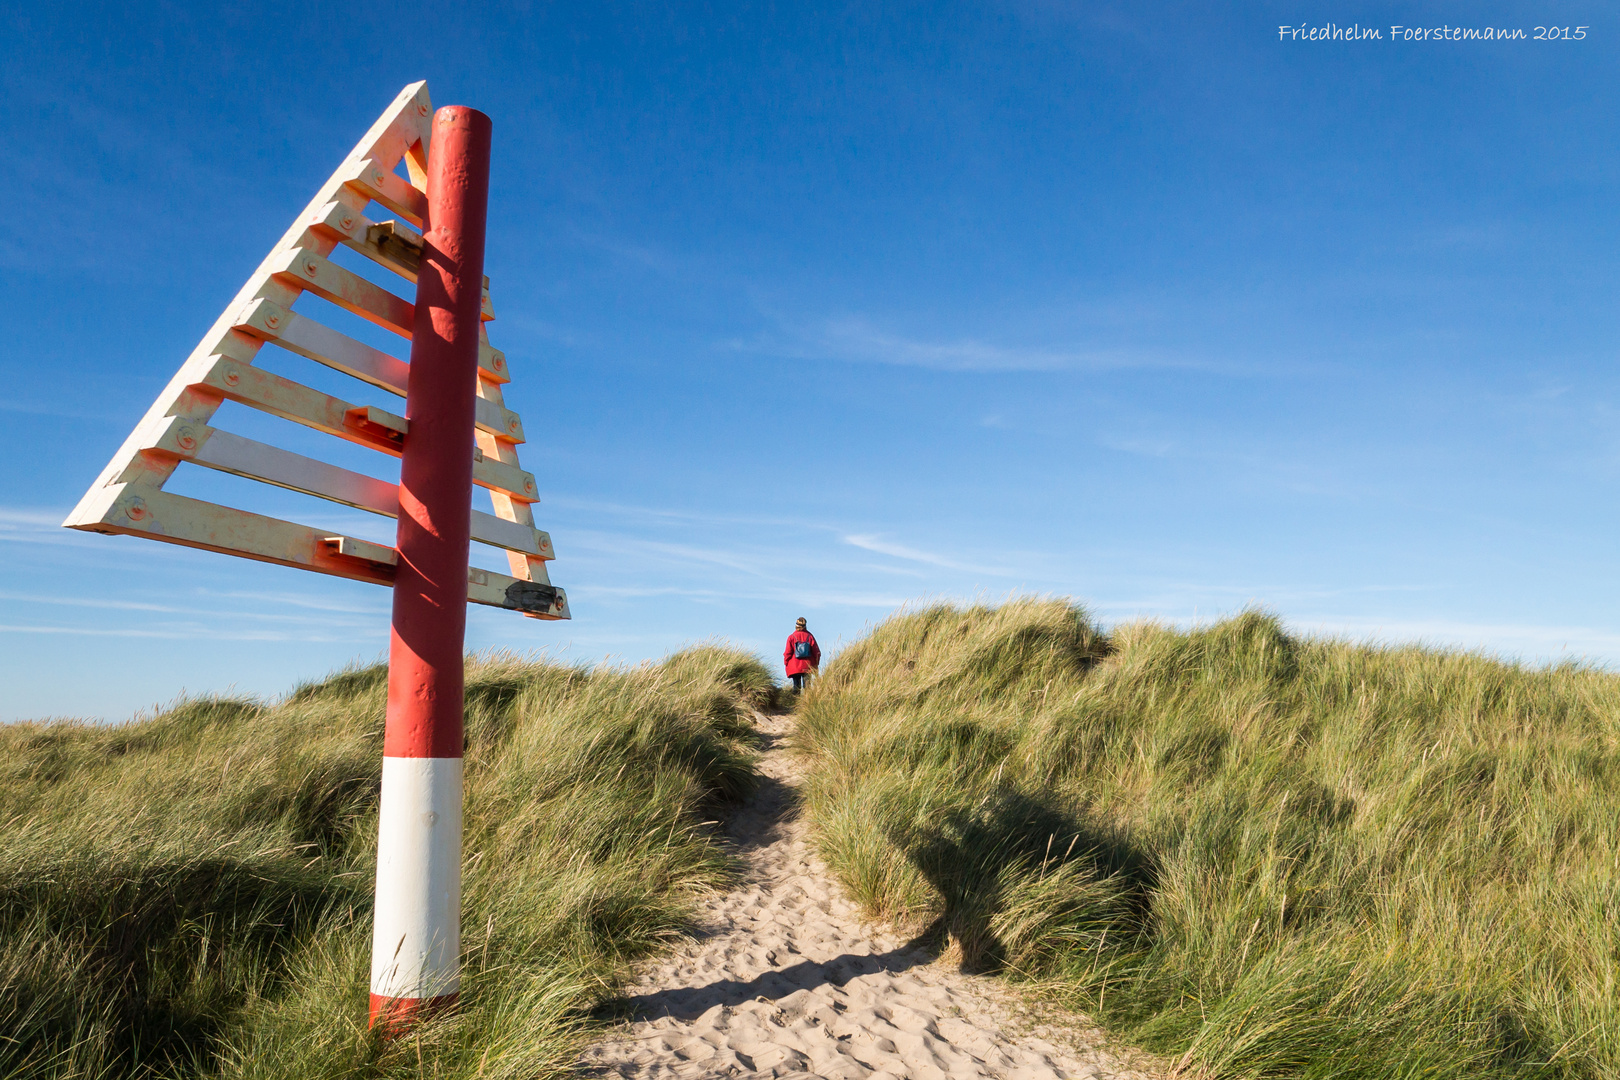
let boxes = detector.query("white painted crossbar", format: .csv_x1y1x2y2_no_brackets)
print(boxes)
151,421,551,557
235,301,522,440
72,482,565,616
268,247,415,338
238,299,412,393
237,297,509,386
182,356,538,500
341,156,429,227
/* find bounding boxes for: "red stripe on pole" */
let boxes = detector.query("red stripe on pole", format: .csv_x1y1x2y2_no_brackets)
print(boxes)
383,105,492,761
369,991,460,1029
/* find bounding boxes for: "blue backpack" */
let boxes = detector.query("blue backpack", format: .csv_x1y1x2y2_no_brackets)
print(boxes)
793,640,812,660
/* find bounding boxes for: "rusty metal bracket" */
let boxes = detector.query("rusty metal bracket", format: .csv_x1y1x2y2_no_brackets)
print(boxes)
367,220,424,274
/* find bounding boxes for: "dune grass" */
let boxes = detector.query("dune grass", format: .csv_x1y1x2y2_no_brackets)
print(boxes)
795,599,1620,1079
0,645,774,1079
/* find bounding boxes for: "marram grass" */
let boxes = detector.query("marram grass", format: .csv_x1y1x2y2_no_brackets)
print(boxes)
795,599,1620,1079
0,645,774,1079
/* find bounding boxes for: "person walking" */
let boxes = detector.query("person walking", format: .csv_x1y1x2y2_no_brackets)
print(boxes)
783,617,821,693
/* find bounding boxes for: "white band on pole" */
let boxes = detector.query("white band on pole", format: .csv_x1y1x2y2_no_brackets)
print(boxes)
370,756,464,1001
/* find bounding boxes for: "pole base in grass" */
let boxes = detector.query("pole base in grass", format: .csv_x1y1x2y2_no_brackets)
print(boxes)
369,991,460,1033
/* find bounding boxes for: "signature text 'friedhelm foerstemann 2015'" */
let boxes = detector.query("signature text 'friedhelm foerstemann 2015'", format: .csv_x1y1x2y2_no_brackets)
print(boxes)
1278,24,1589,42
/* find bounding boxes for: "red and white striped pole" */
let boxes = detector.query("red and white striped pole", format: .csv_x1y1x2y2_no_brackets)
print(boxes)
369,105,492,1030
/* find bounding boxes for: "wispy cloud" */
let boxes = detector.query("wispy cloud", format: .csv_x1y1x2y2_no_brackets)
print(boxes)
0,586,383,631
195,588,389,616
797,591,912,609
0,623,363,643
1098,436,1176,458
0,400,115,419
806,317,1194,373
0,507,102,548
728,306,1277,374
547,495,825,533
575,533,781,577
0,508,68,527
546,499,997,584
0,591,183,614
842,534,1017,576
582,582,907,609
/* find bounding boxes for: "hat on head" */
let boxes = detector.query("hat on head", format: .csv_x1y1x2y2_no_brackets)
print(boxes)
795,617,807,628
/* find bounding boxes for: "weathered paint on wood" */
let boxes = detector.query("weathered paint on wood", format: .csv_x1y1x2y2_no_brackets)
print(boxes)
266,247,415,338
146,422,546,556
341,156,429,227
74,484,565,617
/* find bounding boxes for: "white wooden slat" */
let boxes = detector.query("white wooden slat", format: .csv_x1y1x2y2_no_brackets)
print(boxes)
341,157,429,227
307,198,499,355
268,247,415,338
160,423,545,557
192,428,396,514
471,323,555,578
476,398,525,443
480,342,512,384
471,509,543,554
70,483,565,616
467,566,569,618
182,356,535,498
188,356,408,454
323,535,395,566
234,299,508,388
469,448,538,503
311,201,422,283
238,300,411,394
234,301,522,441
71,483,396,586
471,509,544,555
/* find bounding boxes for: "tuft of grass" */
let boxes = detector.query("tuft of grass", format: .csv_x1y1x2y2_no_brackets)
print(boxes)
0,645,772,1079
797,598,1620,1079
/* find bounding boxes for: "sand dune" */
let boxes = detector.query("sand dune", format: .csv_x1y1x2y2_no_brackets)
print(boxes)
576,710,1162,1080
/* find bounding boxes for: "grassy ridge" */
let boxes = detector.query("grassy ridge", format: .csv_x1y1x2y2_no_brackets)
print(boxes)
796,599,1620,1079
0,646,773,1079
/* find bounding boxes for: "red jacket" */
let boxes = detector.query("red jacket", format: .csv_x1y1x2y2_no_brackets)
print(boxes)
784,630,821,675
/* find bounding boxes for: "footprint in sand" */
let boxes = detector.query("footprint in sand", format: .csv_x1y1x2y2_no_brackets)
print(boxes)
576,711,1163,1080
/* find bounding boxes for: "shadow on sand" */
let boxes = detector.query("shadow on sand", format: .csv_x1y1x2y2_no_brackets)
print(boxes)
597,934,939,1023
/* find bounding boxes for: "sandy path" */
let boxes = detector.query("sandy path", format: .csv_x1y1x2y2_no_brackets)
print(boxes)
576,710,1162,1080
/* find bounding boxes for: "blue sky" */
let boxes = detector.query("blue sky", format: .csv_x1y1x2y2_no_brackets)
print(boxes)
3,2,1617,721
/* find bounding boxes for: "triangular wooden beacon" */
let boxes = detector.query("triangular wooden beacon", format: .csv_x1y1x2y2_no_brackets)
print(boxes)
63,82,568,619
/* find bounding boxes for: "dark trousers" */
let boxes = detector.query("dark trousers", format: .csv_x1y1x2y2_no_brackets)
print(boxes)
790,672,810,692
